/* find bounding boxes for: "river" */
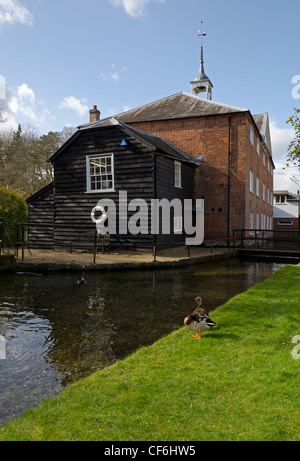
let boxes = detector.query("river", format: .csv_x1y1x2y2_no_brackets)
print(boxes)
0,258,285,426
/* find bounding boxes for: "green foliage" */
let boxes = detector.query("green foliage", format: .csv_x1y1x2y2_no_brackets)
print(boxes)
0,184,27,246
286,107,300,168
0,124,75,198
0,265,299,441
0,184,27,224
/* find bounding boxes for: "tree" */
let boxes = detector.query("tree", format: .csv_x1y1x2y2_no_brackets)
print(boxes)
0,184,27,224
0,124,76,198
286,108,300,168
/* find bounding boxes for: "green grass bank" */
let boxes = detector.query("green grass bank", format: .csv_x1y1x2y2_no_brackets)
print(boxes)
0,265,299,441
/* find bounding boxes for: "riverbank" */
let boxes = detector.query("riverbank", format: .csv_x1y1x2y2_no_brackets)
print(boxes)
1,246,236,272
1,264,299,441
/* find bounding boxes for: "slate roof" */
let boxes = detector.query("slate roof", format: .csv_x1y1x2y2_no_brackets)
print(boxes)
79,92,248,129
77,91,272,157
49,117,198,166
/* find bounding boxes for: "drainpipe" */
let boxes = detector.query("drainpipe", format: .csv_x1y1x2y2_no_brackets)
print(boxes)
227,116,232,244
152,152,157,260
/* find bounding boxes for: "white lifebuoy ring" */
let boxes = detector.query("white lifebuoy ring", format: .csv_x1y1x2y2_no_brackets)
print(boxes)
91,205,105,223
91,205,107,234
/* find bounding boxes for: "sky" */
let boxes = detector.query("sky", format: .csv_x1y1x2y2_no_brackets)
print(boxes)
0,0,300,192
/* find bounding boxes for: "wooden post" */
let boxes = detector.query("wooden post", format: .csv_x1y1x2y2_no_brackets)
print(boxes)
21,225,25,262
153,244,157,263
93,230,97,264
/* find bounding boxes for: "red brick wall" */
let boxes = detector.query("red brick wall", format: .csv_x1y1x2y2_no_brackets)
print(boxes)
273,218,299,230
128,112,273,240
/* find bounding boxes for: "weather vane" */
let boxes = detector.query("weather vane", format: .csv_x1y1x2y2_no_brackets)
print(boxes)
198,21,207,46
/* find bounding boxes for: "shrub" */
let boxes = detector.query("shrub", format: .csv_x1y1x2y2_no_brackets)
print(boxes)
0,184,27,246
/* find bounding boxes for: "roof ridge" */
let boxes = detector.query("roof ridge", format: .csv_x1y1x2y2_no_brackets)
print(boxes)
180,91,248,111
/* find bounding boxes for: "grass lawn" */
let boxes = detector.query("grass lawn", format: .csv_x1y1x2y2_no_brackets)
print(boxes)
0,264,299,441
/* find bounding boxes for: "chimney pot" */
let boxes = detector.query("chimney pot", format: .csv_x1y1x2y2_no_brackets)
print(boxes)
89,105,101,123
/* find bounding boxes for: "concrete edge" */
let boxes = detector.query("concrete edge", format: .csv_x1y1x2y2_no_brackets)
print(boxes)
11,251,238,273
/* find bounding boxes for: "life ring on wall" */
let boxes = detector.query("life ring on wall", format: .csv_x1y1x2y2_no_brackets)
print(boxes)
91,205,105,223
91,205,107,234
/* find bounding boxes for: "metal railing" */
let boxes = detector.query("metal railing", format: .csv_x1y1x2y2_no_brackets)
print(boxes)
0,221,238,264
233,229,300,250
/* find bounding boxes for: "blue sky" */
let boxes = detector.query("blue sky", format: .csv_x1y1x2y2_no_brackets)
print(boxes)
0,0,300,191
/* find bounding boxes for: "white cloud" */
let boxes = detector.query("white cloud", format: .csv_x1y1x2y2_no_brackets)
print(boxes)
110,0,165,18
269,119,295,164
100,65,128,84
270,119,300,193
59,96,89,118
0,83,51,133
0,0,33,26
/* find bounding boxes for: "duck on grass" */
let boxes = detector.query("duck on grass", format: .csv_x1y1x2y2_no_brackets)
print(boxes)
184,296,217,339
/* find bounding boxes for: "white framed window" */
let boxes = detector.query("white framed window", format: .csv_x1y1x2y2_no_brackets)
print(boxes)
276,195,286,204
174,216,182,234
250,125,254,146
174,161,182,188
263,152,266,165
249,212,254,234
86,154,114,193
263,182,266,201
256,177,260,197
250,170,254,193
261,214,266,230
256,213,260,229
257,139,260,155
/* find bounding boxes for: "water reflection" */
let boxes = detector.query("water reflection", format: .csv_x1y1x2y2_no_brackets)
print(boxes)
0,259,285,426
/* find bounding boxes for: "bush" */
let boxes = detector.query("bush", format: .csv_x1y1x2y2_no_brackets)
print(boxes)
0,185,27,246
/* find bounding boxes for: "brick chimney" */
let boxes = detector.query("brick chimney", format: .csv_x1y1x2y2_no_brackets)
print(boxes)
89,105,100,123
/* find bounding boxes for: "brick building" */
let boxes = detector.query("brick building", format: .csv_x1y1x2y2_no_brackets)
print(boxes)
81,100,274,240
29,37,274,246
79,38,274,241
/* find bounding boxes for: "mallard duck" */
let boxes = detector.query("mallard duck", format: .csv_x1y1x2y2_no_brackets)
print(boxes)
184,297,217,339
77,277,86,286
193,296,209,318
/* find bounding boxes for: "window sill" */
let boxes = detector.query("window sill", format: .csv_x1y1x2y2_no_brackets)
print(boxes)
85,190,116,194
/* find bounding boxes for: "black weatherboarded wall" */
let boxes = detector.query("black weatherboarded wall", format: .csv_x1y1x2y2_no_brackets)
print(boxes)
27,122,196,250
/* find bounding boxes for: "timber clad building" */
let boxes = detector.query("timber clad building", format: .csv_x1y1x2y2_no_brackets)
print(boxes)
27,45,274,249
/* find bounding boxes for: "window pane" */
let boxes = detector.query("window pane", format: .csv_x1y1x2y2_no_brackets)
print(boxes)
88,155,114,191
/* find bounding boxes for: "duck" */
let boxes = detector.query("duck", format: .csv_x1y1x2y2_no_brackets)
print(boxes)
77,277,86,286
193,296,209,319
184,297,217,339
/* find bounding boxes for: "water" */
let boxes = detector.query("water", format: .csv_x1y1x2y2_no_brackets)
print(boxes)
0,258,285,426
